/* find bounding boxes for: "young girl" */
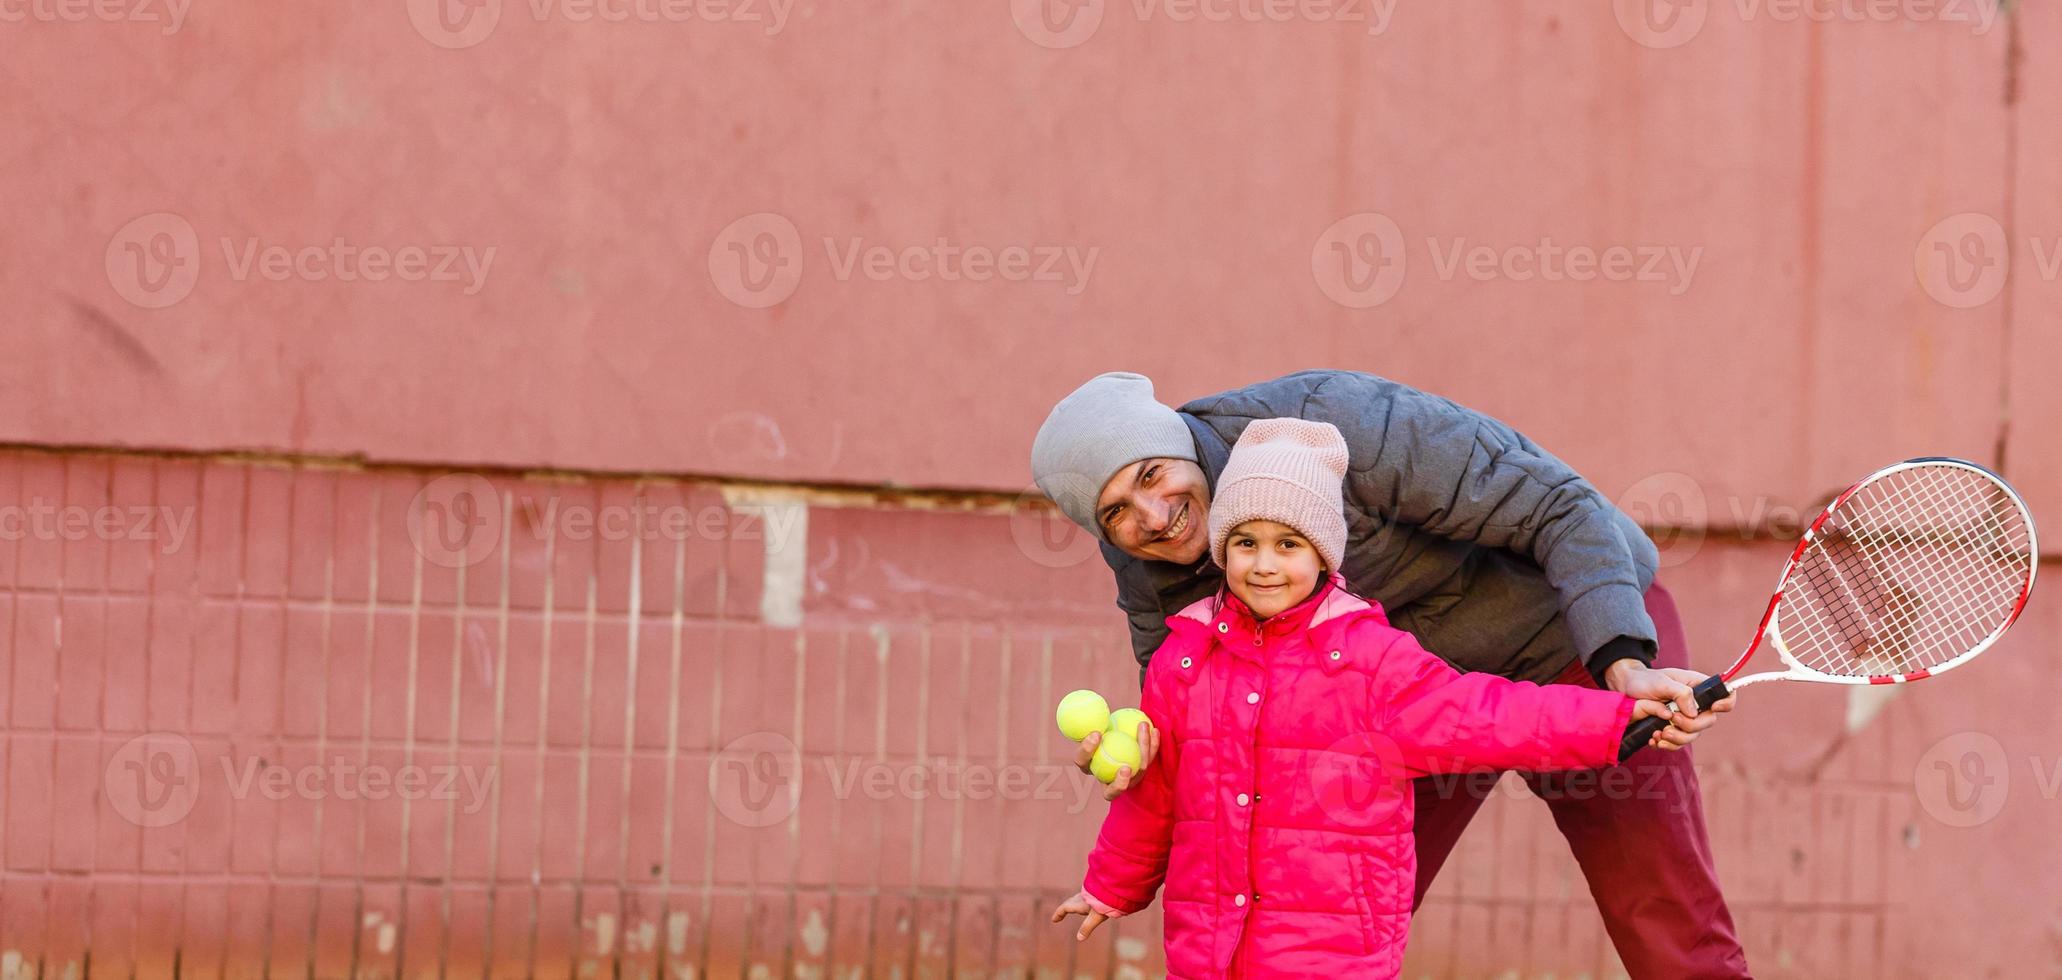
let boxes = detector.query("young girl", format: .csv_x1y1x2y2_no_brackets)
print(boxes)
1050,418,1669,978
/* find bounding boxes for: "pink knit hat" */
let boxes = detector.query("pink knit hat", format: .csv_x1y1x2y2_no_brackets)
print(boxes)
1208,418,1350,572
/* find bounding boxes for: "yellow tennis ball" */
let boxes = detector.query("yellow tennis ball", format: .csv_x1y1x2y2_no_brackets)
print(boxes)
1056,690,1111,742
1107,707,1149,740
1090,729,1143,784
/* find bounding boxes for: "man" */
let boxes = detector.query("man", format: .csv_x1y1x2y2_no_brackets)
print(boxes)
1030,370,1749,979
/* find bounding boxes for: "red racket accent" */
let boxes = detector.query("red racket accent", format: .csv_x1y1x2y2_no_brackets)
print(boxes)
2006,588,2032,629
1717,592,1784,682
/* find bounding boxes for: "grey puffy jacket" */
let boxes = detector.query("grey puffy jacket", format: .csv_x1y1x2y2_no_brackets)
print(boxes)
1105,370,1660,686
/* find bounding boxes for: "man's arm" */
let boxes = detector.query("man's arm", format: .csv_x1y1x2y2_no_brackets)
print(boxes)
1303,372,1660,670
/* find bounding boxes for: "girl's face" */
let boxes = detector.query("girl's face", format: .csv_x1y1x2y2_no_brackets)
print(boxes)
1222,520,1325,620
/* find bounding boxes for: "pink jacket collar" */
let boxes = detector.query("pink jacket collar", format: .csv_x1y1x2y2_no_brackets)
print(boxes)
1168,576,1382,673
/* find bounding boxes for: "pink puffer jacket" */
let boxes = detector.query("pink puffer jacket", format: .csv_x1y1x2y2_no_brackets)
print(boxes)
1080,577,1634,978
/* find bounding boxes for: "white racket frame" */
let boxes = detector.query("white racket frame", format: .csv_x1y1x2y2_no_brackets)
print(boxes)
1721,457,2038,691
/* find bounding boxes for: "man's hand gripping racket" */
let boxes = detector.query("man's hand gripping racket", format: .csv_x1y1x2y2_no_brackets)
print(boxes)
1619,457,2039,761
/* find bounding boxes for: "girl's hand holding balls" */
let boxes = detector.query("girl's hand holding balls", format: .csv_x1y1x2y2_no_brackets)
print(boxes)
1057,689,1159,801
1089,728,1143,783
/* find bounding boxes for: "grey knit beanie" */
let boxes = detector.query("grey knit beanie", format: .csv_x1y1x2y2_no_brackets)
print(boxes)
1030,372,1198,536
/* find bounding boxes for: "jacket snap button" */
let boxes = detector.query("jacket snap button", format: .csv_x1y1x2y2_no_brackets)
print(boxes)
1236,793,1249,806
1234,894,1246,907
1180,656,1192,669
1329,650,1341,661
1217,622,1228,634
1246,692,1260,705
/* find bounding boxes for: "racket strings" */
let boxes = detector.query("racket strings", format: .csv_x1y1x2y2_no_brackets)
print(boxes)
1831,482,2019,635
1821,473,2028,671
1782,465,2033,678
1790,473,2026,674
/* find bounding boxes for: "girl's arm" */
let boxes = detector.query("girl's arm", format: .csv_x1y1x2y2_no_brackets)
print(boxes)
1363,624,1650,774
1078,658,1183,915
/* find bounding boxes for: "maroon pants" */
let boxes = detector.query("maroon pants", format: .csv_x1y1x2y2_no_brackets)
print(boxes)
1409,581,1752,979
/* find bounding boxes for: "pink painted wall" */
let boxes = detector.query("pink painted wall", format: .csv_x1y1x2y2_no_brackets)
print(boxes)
0,452,2053,977
3,0,2059,976
5,3,2050,522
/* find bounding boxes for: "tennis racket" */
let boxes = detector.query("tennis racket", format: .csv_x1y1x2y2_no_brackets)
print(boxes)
1619,456,2039,760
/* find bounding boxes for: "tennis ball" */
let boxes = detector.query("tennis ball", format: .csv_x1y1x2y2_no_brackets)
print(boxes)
1090,729,1143,784
1107,707,1149,740
1056,690,1111,742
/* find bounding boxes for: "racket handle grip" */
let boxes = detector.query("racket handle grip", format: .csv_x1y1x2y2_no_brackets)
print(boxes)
1617,673,1731,762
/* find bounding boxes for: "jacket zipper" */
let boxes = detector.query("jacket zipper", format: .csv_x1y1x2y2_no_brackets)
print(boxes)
1244,640,1266,918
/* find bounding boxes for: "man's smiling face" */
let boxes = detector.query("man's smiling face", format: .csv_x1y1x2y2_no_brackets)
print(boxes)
1093,457,1211,564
